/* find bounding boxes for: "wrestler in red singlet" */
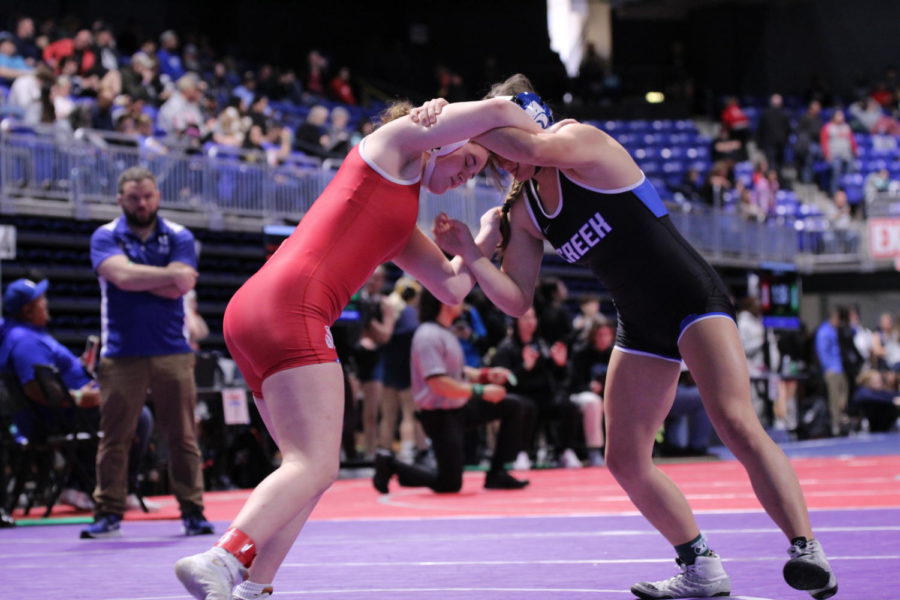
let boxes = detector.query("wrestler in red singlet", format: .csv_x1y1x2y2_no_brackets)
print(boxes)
224,141,420,397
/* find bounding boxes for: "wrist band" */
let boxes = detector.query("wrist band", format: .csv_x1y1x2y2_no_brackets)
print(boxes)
470,383,484,401
72,389,83,405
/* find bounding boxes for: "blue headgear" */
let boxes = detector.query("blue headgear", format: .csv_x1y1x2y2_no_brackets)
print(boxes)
509,92,554,129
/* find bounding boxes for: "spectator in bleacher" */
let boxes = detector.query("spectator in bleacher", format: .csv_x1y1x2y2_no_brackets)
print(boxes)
157,72,205,137
719,95,750,160
372,287,530,493
0,31,32,82
871,312,900,372
852,369,900,432
253,64,277,99
669,167,704,206
825,189,859,252
211,106,245,148
816,306,850,436
81,166,213,539
304,49,328,97
91,24,120,75
272,68,303,104
12,16,40,65
293,104,330,157
0,278,156,513
752,167,779,219
136,113,168,155
181,43,202,76
50,74,75,127
756,93,790,174
324,105,352,156
120,51,166,105
156,30,185,82
231,71,257,112
206,61,237,105
737,182,765,223
328,66,356,105
700,161,733,208
88,89,116,130
864,168,893,212
262,124,293,167
849,96,883,133
436,65,468,103
794,100,823,184
246,94,270,134
43,29,95,77
567,318,612,467
710,127,743,165
350,118,375,147
491,307,582,468
820,109,858,196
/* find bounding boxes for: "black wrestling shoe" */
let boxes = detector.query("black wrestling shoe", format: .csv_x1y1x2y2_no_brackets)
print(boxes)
484,470,529,490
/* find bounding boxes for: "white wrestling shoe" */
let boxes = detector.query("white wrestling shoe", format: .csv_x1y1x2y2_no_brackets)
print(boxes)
631,554,731,599
784,538,838,599
175,547,247,600
233,581,274,599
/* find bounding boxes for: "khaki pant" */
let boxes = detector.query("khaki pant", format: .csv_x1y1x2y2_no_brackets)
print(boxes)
93,353,204,516
823,370,848,435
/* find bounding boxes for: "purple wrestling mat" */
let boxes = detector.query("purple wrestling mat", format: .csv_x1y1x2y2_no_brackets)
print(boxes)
4,508,897,599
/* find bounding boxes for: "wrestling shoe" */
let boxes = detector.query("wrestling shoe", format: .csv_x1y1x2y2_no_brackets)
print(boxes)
784,538,838,599
631,554,731,599
175,547,247,600
372,449,395,494
79,514,122,539
233,581,274,599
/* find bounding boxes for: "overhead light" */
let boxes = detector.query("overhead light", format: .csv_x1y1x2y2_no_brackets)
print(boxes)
646,91,665,104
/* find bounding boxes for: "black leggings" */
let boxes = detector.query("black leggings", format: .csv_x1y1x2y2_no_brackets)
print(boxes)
391,395,531,493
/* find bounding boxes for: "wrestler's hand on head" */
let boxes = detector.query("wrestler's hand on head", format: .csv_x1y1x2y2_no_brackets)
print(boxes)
410,98,448,127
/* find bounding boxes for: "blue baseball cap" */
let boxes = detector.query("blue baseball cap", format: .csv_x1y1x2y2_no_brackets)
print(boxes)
3,278,48,315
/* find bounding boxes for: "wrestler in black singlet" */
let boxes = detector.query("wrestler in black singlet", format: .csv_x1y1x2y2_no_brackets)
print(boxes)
522,171,734,362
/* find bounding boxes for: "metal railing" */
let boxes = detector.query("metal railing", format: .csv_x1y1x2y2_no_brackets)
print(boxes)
0,123,873,268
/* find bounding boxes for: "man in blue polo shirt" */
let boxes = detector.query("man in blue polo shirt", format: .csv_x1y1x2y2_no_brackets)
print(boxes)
81,166,212,539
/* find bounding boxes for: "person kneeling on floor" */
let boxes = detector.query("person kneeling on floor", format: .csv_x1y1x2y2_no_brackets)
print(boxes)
373,287,532,493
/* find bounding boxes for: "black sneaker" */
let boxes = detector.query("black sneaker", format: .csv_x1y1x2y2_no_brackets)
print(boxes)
372,449,395,494
484,470,529,490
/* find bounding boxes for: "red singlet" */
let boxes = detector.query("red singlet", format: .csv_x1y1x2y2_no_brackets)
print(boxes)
224,143,421,397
